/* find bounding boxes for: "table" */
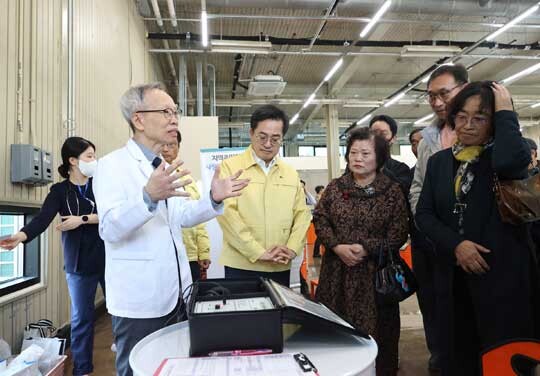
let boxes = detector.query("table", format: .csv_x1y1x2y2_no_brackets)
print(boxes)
130,321,378,376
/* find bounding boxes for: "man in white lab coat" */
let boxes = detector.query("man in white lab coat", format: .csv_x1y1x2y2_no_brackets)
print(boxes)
93,82,248,376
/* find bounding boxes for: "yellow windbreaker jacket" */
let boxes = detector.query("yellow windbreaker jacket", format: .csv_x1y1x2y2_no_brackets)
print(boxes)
180,174,211,262
217,146,312,272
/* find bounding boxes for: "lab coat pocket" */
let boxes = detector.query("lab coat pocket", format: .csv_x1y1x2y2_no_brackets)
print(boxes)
108,240,155,261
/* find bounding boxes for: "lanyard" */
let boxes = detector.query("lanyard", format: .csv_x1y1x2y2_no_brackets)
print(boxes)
66,185,95,216
76,182,88,198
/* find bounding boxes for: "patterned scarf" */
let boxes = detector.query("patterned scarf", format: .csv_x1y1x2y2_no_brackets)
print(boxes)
452,143,486,200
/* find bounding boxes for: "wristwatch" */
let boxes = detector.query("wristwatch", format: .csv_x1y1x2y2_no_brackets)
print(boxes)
81,215,89,223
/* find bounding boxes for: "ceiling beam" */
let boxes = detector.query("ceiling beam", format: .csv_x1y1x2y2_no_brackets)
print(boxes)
294,56,366,135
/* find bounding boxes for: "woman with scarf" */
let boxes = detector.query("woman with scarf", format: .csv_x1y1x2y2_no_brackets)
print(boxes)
0,137,104,376
416,81,540,375
314,128,409,376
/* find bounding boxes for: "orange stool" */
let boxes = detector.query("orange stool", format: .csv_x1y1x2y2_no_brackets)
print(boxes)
400,243,413,269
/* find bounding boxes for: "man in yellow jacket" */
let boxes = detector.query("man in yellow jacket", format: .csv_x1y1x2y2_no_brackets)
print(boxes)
162,130,211,281
218,105,312,286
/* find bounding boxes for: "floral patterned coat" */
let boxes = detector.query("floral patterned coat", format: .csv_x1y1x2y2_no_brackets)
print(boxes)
313,171,409,335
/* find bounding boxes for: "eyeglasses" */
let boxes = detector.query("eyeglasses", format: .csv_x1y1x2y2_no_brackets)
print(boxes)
453,113,491,128
254,133,283,146
136,108,181,120
427,85,460,103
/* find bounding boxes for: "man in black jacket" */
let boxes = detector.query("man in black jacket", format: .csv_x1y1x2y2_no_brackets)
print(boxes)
369,114,412,193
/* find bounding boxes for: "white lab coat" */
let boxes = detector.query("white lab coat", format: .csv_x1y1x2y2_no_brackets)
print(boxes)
93,139,222,319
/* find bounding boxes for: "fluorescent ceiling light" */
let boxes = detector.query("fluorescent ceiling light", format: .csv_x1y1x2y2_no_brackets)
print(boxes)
303,93,316,108
486,3,540,41
211,40,272,54
401,45,462,57
201,11,208,47
343,102,383,108
324,58,344,82
531,102,540,108
414,113,434,125
384,91,406,108
360,0,392,38
501,62,540,85
356,114,372,125
291,113,299,124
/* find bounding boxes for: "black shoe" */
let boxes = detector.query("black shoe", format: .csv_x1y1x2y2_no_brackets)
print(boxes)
428,355,441,372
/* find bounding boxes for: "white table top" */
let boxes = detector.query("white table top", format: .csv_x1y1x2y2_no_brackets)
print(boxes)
130,321,378,376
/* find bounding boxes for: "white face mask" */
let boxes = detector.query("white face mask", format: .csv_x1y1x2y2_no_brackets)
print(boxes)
78,160,97,177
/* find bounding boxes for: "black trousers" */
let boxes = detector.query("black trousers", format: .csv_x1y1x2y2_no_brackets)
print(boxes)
189,261,201,282
411,228,440,365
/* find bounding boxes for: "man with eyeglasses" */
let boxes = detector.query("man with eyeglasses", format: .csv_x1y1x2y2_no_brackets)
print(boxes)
408,64,469,372
93,82,249,376
217,104,312,286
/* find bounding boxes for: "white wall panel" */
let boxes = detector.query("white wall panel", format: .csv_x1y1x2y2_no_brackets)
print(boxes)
0,0,163,350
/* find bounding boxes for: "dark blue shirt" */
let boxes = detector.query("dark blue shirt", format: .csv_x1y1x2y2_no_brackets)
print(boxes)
21,178,105,275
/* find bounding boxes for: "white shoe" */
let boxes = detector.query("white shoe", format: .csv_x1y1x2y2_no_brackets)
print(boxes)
111,343,117,352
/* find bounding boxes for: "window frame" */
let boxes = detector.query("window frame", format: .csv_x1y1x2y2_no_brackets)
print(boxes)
0,205,42,297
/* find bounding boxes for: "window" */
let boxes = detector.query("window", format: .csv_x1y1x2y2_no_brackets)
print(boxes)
0,207,41,296
314,147,327,157
298,146,315,157
0,214,25,282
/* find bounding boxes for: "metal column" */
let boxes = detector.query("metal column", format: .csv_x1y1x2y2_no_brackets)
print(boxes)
178,55,187,115
325,104,341,180
207,64,216,116
196,60,203,116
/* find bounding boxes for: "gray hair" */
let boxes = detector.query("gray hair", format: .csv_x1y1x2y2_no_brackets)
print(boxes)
119,82,167,130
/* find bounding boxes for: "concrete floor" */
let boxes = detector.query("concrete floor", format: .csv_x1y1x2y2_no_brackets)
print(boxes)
65,295,434,375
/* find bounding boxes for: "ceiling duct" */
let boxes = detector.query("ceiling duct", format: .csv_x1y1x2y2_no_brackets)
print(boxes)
247,75,287,96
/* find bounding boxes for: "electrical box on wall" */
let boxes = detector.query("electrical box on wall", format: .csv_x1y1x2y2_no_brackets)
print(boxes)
40,150,53,184
11,144,54,186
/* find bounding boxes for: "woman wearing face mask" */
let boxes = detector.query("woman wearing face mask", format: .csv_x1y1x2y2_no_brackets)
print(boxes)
0,137,104,376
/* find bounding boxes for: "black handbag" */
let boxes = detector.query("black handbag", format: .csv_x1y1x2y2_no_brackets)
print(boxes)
375,241,418,305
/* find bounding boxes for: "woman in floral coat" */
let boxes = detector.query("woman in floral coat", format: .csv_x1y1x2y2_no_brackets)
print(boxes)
314,127,409,376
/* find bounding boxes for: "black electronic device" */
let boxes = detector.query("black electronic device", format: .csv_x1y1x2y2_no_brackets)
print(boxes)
187,278,368,357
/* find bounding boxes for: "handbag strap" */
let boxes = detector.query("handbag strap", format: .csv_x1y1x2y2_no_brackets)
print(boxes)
385,239,396,264
377,242,386,267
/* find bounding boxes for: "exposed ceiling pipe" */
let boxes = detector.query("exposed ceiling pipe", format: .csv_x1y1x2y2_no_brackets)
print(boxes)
147,33,540,51
166,0,177,28
163,40,178,81
305,0,340,51
149,48,540,61
149,0,163,27
229,54,244,123
142,14,540,30
194,0,534,17
148,0,179,87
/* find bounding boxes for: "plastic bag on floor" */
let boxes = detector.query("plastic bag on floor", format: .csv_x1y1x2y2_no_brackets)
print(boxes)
0,337,11,371
20,338,63,375
2,361,41,376
4,344,44,376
